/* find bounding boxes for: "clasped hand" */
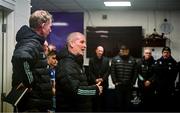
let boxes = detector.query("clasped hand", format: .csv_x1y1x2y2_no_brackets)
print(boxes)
96,81,103,95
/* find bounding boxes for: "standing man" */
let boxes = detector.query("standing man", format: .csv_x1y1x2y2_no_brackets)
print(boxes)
154,46,178,111
88,46,110,111
11,10,53,112
111,45,137,111
56,32,103,112
136,48,156,111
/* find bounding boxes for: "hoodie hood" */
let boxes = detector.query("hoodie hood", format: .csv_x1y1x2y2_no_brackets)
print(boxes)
16,25,45,45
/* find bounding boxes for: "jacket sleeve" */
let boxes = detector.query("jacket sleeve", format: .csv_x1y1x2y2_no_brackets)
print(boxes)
148,62,157,83
77,85,98,96
171,60,178,83
102,58,110,82
56,62,99,96
132,60,139,86
88,58,96,84
110,58,117,84
12,44,39,87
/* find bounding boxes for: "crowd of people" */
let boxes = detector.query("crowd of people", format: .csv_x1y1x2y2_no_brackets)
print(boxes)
10,9,180,112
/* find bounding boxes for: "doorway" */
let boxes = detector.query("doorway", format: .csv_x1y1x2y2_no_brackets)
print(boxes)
0,9,3,112
0,9,7,112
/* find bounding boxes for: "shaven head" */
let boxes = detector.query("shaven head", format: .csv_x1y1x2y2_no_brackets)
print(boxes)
143,48,152,60
96,46,104,59
67,32,86,56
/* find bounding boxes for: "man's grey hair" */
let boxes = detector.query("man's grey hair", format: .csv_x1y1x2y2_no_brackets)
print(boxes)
66,32,84,46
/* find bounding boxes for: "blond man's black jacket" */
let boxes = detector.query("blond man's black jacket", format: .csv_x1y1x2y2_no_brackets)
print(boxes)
11,25,52,112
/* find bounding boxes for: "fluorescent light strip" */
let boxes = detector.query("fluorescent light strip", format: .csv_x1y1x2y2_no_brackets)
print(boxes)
52,22,69,26
104,1,131,7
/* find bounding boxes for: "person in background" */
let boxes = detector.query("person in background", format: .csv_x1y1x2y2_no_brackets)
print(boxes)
11,10,53,112
56,32,103,112
111,45,137,112
43,41,56,56
47,49,58,112
136,48,156,111
88,46,110,111
43,41,58,112
154,46,178,111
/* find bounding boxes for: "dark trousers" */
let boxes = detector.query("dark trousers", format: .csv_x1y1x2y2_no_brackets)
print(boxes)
155,90,174,112
115,85,132,112
139,86,156,111
92,95,103,111
104,89,117,112
92,89,108,112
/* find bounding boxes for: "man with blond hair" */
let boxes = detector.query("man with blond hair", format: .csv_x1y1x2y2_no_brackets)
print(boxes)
11,10,53,112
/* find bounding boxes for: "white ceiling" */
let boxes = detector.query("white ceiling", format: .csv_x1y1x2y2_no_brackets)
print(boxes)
31,0,180,12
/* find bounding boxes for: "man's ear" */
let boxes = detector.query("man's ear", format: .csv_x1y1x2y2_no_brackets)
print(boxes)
41,23,45,28
69,41,74,48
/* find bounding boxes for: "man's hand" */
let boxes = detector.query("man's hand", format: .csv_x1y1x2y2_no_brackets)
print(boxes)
96,78,103,83
144,80,151,87
96,82,103,95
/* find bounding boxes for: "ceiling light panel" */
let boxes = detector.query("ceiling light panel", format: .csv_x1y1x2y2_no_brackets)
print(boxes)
104,1,131,6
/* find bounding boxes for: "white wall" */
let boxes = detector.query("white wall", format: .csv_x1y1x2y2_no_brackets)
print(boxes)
83,10,180,65
0,0,30,112
14,0,30,33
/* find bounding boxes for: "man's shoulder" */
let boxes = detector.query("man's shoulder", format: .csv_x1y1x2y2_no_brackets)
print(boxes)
112,55,120,59
13,39,42,59
103,56,109,59
129,56,136,61
59,57,76,67
103,56,110,62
